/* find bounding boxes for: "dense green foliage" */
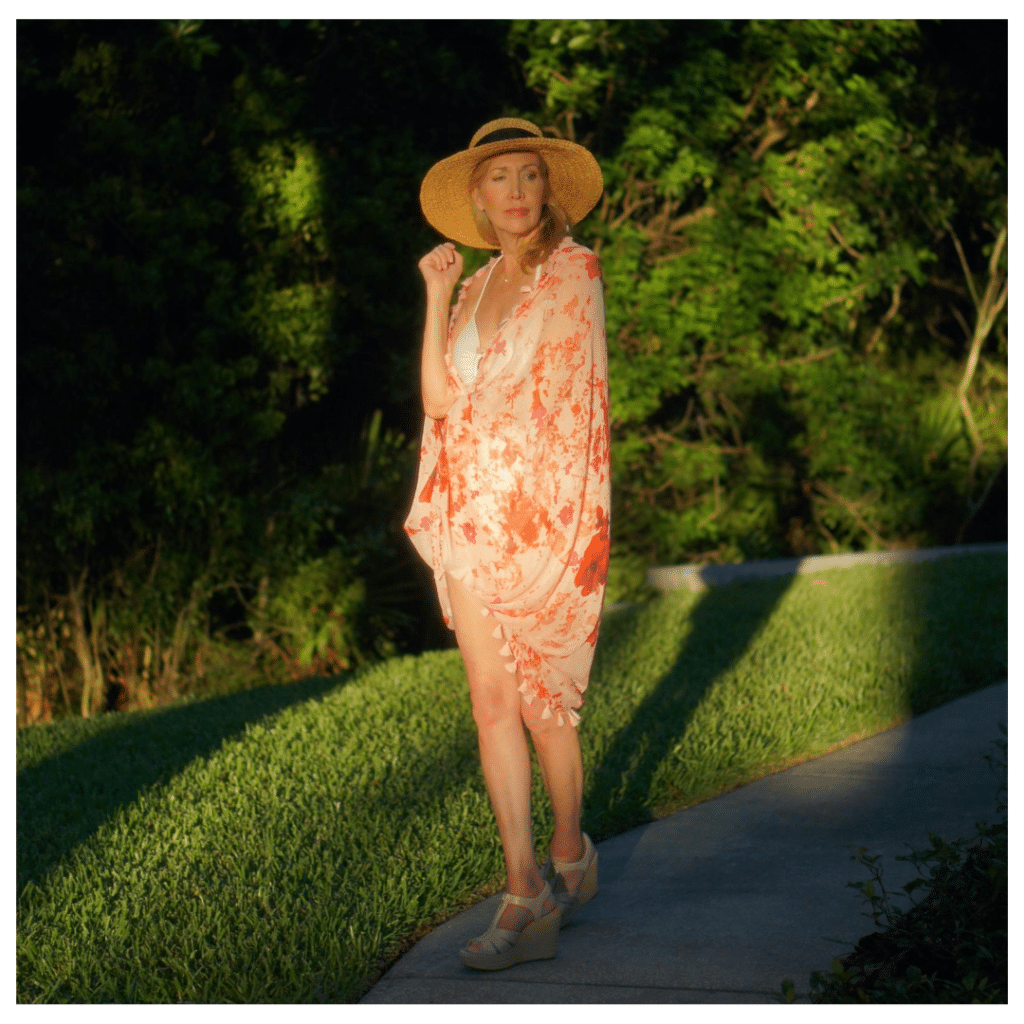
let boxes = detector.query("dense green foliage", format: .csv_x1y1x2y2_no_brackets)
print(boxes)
510,20,1007,584
17,20,512,721
16,555,1008,1002
17,20,1007,723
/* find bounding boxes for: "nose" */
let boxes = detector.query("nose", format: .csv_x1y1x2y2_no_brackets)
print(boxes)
510,174,524,199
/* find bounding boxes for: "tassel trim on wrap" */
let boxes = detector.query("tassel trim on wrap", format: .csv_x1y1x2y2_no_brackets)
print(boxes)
493,617,579,726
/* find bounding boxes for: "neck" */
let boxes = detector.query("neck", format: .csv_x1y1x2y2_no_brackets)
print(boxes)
499,249,524,280
493,225,539,278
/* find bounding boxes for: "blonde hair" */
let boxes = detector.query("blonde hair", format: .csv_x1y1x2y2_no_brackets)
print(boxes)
469,151,571,272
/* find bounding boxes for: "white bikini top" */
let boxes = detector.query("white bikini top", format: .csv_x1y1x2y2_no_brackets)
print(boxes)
452,258,541,386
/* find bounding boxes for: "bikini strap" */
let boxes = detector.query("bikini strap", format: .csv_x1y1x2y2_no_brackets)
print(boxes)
473,257,502,316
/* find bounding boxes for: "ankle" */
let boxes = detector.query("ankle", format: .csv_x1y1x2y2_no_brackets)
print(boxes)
549,832,584,863
507,873,545,899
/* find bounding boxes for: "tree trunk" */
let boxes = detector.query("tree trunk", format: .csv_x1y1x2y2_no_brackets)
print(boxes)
43,593,73,717
67,569,102,718
948,222,1008,478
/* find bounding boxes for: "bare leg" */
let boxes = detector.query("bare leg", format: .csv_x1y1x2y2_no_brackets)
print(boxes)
523,699,586,892
446,573,555,944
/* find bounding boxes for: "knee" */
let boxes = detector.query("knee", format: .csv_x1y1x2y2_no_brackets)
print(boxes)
521,699,560,740
467,670,521,732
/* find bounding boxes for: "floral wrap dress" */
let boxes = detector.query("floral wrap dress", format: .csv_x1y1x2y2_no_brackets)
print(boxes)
405,236,611,727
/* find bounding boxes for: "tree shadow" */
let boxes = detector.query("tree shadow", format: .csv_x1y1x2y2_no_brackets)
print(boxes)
886,551,1007,717
586,574,795,838
585,551,1007,844
17,673,350,897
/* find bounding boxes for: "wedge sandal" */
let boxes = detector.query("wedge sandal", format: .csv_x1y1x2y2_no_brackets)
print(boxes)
540,831,598,927
458,880,560,971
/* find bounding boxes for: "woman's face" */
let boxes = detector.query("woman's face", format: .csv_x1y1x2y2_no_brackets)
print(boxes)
472,152,546,240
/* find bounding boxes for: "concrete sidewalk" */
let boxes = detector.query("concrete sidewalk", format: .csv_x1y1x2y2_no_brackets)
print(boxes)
362,681,1007,1003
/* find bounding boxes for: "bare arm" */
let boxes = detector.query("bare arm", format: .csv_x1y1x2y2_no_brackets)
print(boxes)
418,243,464,419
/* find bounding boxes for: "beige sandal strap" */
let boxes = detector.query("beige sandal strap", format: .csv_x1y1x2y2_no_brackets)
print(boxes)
500,880,552,916
473,926,518,955
464,882,555,959
551,833,594,873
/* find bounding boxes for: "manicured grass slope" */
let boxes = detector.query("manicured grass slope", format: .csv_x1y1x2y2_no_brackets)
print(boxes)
17,555,1006,1002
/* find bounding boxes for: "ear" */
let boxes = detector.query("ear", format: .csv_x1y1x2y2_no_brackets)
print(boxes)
471,184,485,212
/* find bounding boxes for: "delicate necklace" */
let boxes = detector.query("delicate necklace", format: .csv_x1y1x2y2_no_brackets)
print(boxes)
500,252,522,285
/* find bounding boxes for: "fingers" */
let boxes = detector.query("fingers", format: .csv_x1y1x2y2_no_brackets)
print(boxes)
427,243,454,257
419,243,462,283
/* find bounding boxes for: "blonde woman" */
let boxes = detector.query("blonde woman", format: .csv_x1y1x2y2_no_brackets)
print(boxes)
406,118,610,970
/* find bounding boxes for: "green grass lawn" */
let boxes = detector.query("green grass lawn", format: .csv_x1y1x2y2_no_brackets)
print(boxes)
17,553,1006,1003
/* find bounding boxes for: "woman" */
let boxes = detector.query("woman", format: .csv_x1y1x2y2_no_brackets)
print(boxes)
405,118,611,971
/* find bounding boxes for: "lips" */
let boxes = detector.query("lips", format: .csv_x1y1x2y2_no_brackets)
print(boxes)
506,207,530,216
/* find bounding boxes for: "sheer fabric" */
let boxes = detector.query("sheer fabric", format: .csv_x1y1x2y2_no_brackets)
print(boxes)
405,236,611,726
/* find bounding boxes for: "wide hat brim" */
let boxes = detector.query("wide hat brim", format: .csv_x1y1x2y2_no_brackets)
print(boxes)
419,118,604,249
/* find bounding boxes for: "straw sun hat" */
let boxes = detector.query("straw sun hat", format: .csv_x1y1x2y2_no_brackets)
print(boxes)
419,117,604,248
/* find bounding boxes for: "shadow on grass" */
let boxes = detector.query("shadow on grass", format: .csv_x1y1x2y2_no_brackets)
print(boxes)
17,673,350,897
584,552,1008,845
888,553,1008,717
586,574,795,840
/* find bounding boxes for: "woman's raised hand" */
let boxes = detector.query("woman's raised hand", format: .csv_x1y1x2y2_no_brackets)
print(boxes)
418,242,464,296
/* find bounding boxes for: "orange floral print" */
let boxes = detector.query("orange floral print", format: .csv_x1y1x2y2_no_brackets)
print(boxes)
573,506,610,598
405,236,611,727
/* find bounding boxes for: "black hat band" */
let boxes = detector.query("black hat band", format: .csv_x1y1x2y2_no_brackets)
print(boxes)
475,127,540,147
